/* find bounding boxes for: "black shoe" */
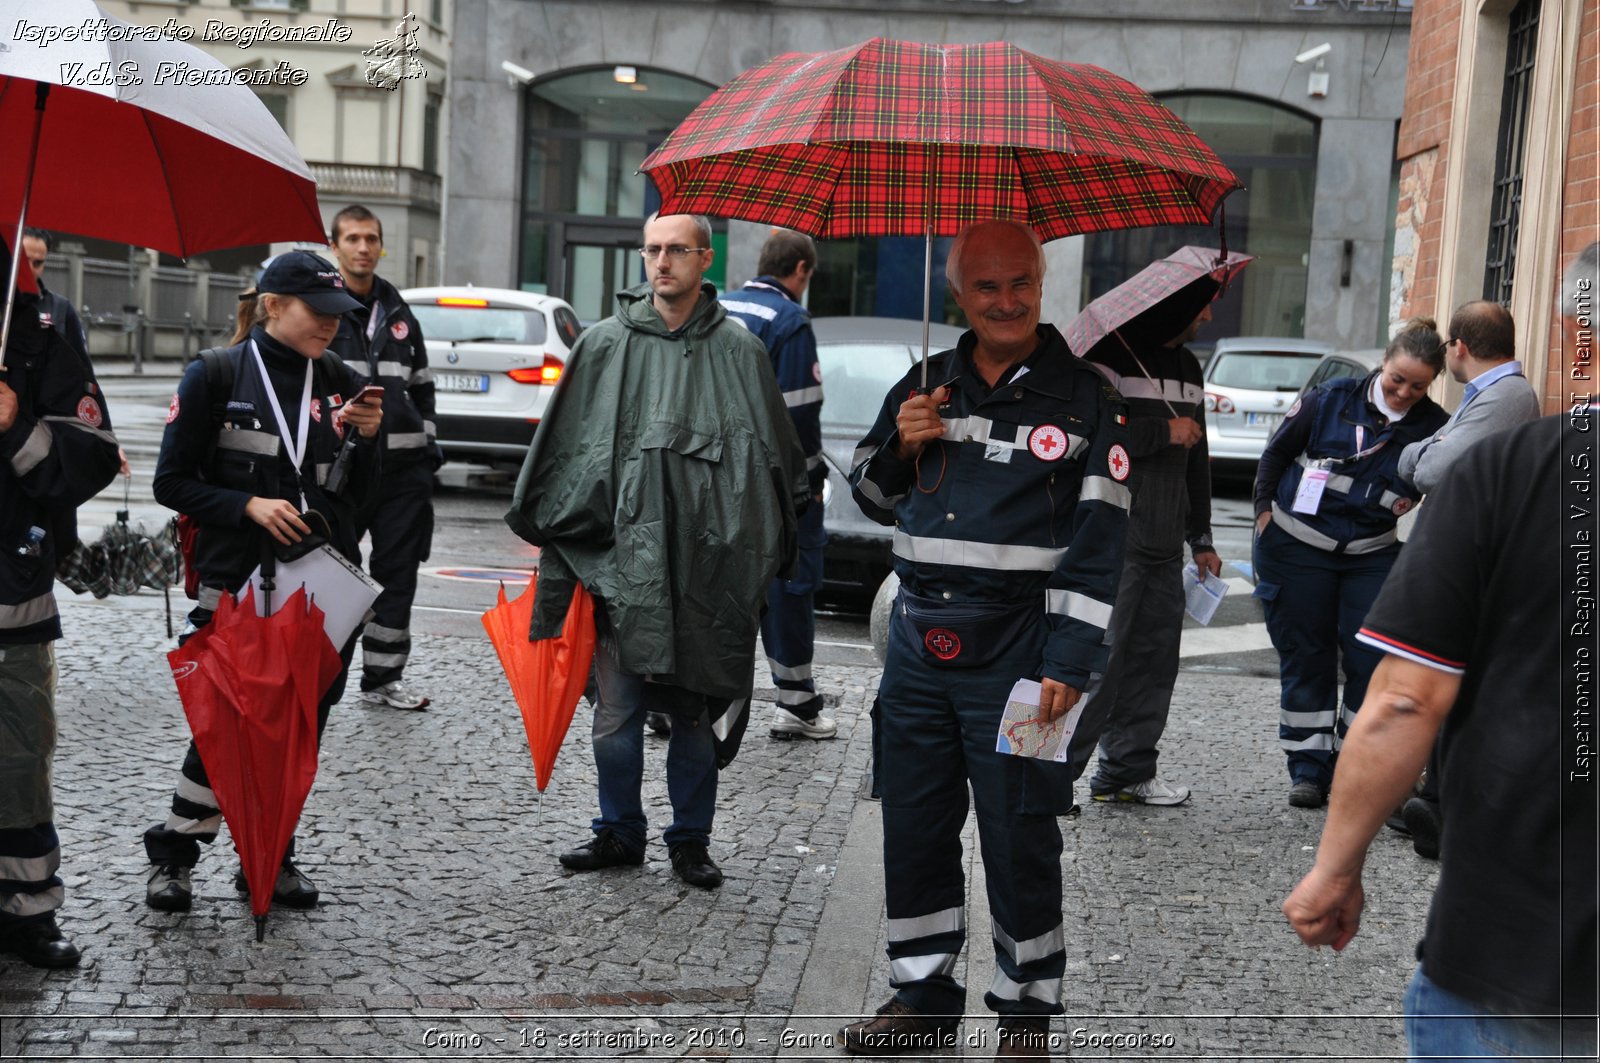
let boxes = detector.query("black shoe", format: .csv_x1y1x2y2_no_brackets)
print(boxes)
646,711,672,736
146,862,193,912
558,829,645,872
839,998,958,1055
233,859,319,909
1402,796,1442,860
1288,781,1326,808
668,842,723,889
0,915,81,969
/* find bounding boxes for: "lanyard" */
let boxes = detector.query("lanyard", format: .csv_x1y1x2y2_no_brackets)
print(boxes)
365,300,381,342
249,340,313,509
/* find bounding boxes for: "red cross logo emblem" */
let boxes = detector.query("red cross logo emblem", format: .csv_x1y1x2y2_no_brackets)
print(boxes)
924,628,962,661
1108,444,1131,481
1028,424,1068,461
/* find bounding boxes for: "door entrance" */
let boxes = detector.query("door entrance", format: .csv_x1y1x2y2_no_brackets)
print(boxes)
555,224,641,323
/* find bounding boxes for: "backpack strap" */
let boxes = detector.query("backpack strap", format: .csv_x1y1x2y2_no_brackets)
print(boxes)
196,346,234,426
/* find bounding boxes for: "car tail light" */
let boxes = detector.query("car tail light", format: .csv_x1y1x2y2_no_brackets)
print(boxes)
1205,391,1235,414
507,355,564,385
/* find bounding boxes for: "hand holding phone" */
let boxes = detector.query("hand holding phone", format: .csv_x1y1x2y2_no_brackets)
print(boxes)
352,384,385,405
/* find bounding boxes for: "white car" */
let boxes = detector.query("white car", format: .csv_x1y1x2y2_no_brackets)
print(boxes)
1202,336,1332,473
400,287,583,464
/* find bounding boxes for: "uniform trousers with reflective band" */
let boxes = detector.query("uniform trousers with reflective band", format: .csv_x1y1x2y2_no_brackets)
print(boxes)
142,611,358,867
1252,522,1398,790
760,503,826,718
355,460,434,690
589,643,718,851
877,611,1069,1019
0,644,63,922
1064,552,1184,795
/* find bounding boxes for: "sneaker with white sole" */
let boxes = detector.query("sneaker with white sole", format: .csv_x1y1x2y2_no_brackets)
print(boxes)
770,706,838,740
1092,776,1191,806
361,679,429,710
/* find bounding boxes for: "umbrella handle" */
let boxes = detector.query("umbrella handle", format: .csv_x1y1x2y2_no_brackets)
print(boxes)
1,83,50,372
919,221,932,390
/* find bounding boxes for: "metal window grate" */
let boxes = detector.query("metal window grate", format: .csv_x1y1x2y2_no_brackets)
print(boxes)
1483,0,1540,306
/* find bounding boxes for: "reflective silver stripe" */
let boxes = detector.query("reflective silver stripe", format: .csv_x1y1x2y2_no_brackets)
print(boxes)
890,952,960,984
375,360,410,379
1045,589,1113,629
1079,475,1131,511
784,385,824,408
175,774,217,809
987,970,1062,1005
9,422,52,476
1280,733,1336,752
855,475,906,510
1282,709,1337,730
766,659,810,682
423,419,437,438
888,905,965,942
197,585,223,611
0,592,58,630
805,454,825,470
853,444,878,467
721,299,777,321
363,650,407,668
414,367,434,385
163,812,222,837
993,920,1064,965
712,697,748,743
1270,504,1398,555
387,431,429,449
775,688,815,706
0,849,59,883
315,461,331,485
941,415,1027,449
1114,377,1202,405
0,885,62,918
216,429,280,457
365,622,409,643
42,414,118,447
1293,456,1355,494
1379,490,1404,510
895,531,1065,572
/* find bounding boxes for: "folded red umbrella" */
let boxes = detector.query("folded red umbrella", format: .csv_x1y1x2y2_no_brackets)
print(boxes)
482,575,595,793
167,585,342,941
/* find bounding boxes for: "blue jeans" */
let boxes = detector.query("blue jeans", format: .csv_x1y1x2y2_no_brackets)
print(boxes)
1404,967,1597,1060
589,646,718,850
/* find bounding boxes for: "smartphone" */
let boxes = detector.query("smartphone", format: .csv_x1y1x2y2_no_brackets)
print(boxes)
351,385,385,405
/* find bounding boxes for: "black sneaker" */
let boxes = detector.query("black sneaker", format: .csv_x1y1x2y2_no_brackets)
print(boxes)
233,859,319,909
558,829,645,872
1288,781,1327,809
668,842,723,889
146,862,193,912
0,914,81,969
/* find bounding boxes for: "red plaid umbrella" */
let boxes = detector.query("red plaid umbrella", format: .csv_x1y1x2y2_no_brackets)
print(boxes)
640,38,1240,241
1065,245,1253,357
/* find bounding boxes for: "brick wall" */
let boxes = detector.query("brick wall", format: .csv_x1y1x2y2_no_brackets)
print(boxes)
1552,0,1600,411
1392,2,1460,329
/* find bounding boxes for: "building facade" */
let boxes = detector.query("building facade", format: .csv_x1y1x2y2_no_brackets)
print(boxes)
1389,0,1595,411
448,0,1413,349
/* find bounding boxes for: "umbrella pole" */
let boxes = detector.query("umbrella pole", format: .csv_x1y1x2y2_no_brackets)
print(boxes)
919,221,932,390
1,83,50,371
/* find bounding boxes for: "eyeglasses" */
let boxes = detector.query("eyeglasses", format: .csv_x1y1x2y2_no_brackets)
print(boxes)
638,245,710,261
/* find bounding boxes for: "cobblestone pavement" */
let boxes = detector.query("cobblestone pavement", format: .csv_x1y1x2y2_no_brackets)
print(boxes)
0,590,1436,1060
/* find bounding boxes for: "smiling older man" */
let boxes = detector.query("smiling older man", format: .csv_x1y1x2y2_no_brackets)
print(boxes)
843,220,1130,1058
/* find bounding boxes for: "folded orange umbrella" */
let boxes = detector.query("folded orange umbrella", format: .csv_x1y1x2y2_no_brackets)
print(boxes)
482,574,595,792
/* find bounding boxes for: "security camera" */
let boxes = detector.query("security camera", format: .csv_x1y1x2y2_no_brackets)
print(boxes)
1295,43,1333,64
501,60,535,85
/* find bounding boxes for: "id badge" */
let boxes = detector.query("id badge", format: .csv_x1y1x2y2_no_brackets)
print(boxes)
1292,468,1329,515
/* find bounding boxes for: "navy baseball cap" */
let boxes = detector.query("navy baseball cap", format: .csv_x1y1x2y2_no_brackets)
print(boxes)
257,251,362,315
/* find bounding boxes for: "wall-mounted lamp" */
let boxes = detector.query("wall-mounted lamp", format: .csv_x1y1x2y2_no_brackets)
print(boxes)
613,65,638,85
1295,43,1331,99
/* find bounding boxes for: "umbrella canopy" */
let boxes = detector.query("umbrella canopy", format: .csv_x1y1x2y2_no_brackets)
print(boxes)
482,575,596,793
0,0,326,257
1066,245,1254,356
168,585,341,940
640,38,1241,241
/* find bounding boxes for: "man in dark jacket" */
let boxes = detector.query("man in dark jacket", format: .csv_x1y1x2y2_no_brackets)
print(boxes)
20,229,89,360
723,230,835,740
506,213,808,891
0,246,122,967
328,205,436,712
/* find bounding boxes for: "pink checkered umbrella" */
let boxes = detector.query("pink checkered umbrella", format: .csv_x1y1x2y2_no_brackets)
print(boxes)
1065,245,1253,357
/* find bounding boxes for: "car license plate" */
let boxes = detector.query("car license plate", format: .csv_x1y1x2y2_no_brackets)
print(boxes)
435,372,489,393
1246,412,1283,429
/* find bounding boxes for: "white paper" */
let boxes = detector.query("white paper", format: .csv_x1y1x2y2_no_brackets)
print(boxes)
1181,563,1227,626
1292,468,1328,514
246,544,381,649
995,678,1086,762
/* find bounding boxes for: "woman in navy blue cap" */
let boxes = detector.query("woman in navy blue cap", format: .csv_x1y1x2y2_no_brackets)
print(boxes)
140,251,384,916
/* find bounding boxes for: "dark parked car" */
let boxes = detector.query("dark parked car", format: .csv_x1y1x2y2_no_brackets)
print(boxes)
812,316,966,606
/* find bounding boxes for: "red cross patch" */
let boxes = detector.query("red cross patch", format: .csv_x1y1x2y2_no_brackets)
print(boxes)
391,320,410,341
924,628,962,661
1028,424,1068,461
310,397,322,423
1392,497,1414,516
77,396,103,429
166,393,181,424
1108,444,1131,481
